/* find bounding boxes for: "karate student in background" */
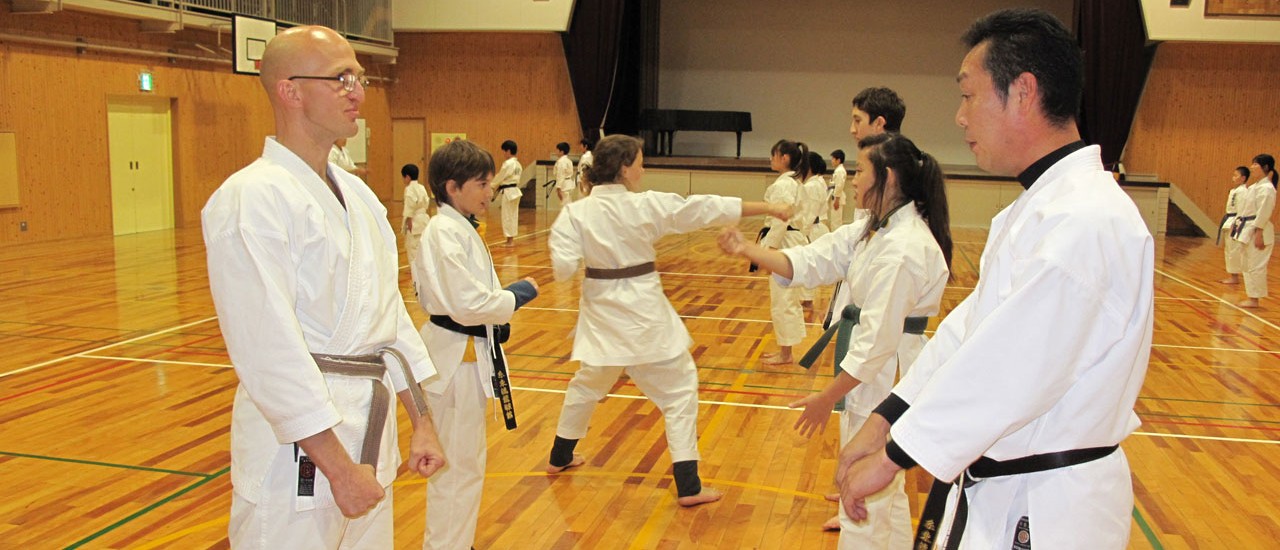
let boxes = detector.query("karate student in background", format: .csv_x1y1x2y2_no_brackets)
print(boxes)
544,134,791,507
800,151,832,318
1236,153,1277,308
720,133,951,549
829,149,848,230
553,141,576,204
329,136,367,179
414,139,540,550
202,25,445,548
577,137,595,195
493,139,523,247
759,139,812,365
839,9,1154,549
402,163,430,285
1220,165,1250,284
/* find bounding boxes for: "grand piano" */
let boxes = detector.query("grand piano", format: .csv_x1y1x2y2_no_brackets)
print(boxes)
640,109,752,158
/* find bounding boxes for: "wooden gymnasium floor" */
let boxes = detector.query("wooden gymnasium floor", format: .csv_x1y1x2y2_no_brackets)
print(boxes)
0,205,1277,549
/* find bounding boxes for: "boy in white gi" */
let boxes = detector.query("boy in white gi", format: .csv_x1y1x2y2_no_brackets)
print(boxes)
402,163,430,285
799,151,832,319
577,138,595,194
1219,166,1249,284
828,149,847,230
553,141,576,204
839,9,1155,549
544,134,791,507
721,133,952,549
203,25,445,549
414,139,540,550
493,139,523,247
1235,154,1277,308
329,136,366,179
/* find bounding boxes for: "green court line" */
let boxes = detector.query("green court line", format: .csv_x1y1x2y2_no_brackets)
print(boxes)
0,451,210,478
1139,411,1280,425
1132,506,1165,549
64,466,230,549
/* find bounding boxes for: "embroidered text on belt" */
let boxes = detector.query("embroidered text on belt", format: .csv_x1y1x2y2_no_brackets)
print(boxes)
584,261,656,280
798,304,928,411
1231,215,1256,239
310,348,428,466
428,315,518,430
915,445,1119,550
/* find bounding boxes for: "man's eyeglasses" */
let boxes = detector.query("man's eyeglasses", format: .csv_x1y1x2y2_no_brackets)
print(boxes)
287,73,370,93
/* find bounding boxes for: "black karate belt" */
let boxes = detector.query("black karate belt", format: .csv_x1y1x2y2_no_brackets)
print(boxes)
1231,215,1256,240
1217,213,1237,246
428,315,517,430
584,261,656,280
915,445,1119,550
493,183,518,202
310,349,426,466
749,227,770,272
798,304,927,412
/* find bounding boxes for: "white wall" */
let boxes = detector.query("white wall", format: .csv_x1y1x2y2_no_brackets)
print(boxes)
392,0,575,32
1141,0,1280,43
658,0,1073,165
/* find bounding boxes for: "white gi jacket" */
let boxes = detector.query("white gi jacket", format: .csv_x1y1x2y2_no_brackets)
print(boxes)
830,163,848,206
577,150,594,183
778,204,948,416
549,184,742,365
403,180,430,233
414,203,517,396
890,145,1154,549
494,157,523,201
327,144,358,174
554,155,575,195
1238,177,1276,246
760,172,807,250
203,137,436,508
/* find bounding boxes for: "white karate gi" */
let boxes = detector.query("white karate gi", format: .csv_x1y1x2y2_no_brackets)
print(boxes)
760,172,808,347
413,203,520,550
549,185,742,463
554,154,576,204
494,157,523,238
779,204,949,549
890,145,1154,549
328,144,359,175
204,137,436,550
829,163,848,229
1222,182,1247,274
1238,177,1276,299
800,174,831,302
403,180,430,277
577,150,594,192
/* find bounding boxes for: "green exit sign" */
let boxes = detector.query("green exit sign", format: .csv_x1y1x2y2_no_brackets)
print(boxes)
139,71,154,92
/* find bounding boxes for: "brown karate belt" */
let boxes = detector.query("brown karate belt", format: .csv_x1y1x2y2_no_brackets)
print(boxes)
311,348,427,466
584,261,656,280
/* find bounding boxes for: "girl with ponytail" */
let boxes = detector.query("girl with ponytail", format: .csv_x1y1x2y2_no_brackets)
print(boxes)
1237,153,1277,308
718,133,951,548
758,139,814,365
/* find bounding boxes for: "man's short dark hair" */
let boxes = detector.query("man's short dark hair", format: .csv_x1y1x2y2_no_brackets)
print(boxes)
429,139,495,206
851,87,906,133
401,163,419,180
830,149,845,163
962,8,1082,127
556,142,571,154
501,140,518,155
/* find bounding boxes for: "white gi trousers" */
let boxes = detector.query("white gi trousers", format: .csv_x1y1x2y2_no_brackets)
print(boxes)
801,224,831,303
229,463,394,550
836,409,912,550
1224,235,1244,274
1243,241,1273,299
828,204,844,231
424,361,488,550
556,351,701,463
769,277,806,347
406,230,425,282
500,197,520,238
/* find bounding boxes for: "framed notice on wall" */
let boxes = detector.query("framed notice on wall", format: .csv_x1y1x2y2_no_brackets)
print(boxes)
431,133,467,153
0,132,18,208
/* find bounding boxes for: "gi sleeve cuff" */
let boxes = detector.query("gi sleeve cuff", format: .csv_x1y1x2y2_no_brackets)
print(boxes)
885,440,918,470
873,393,909,424
506,280,538,310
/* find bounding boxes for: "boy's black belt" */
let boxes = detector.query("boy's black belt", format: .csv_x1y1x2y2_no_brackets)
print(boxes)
428,315,517,430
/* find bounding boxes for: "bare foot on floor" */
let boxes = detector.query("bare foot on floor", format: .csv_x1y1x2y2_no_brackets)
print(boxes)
822,514,840,531
1221,277,1240,284
761,352,793,366
677,487,723,507
546,454,586,474
1238,298,1260,308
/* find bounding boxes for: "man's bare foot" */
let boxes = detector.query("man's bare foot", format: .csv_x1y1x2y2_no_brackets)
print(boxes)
1238,298,1260,308
1221,276,1240,284
677,487,723,507
546,454,586,474
761,352,793,365
822,514,840,531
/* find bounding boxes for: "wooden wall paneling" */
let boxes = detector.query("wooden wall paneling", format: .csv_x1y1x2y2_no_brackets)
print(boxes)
388,33,582,182
1125,42,1280,229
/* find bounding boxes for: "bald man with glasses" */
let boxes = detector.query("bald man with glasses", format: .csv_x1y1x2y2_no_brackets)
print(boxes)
202,25,446,549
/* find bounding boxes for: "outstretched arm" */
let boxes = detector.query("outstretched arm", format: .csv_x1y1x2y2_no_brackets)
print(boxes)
718,227,794,279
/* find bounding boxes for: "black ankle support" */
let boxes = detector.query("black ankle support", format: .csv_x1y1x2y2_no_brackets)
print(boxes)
549,436,579,468
673,460,702,498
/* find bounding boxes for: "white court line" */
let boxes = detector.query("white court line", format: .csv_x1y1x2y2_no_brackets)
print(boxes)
1156,267,1280,333
76,354,231,369
1132,431,1279,445
513,386,793,411
1150,343,1278,354
508,305,830,327
0,316,219,380
401,228,553,271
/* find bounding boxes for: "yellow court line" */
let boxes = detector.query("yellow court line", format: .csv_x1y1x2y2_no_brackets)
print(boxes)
627,488,676,550
130,518,226,550
395,470,828,501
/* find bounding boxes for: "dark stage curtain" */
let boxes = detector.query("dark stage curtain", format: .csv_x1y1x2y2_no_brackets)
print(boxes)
562,0,658,139
1076,0,1158,169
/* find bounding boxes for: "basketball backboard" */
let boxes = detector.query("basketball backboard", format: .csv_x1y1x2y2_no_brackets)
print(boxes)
232,15,277,75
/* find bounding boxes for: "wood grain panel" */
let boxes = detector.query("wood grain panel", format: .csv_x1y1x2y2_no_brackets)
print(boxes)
1125,42,1280,229
1206,0,1280,16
